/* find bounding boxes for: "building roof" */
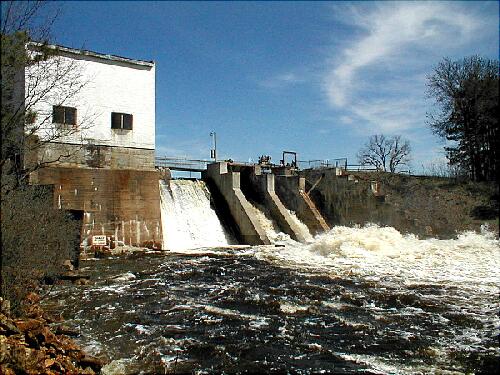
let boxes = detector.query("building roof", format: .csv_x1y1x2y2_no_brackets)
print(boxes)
28,42,155,67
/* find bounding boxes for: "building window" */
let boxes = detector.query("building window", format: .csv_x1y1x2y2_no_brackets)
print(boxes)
53,106,77,125
111,112,133,130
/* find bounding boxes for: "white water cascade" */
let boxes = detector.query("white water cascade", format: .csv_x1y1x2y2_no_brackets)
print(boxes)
248,203,313,244
160,179,231,251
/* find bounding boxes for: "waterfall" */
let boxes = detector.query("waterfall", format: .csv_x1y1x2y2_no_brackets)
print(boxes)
159,179,231,251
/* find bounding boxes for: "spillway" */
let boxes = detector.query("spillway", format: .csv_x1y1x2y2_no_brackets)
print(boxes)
159,179,231,251
247,203,313,244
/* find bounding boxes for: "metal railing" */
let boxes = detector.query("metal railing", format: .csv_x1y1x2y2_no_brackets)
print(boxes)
155,157,212,172
298,158,348,170
345,164,379,172
156,155,381,173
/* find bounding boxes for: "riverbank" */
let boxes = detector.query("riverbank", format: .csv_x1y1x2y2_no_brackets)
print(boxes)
0,294,105,374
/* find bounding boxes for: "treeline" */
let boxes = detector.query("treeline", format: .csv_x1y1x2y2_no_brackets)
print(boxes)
427,56,499,182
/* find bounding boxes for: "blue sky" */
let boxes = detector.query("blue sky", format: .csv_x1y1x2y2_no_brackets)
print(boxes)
49,1,498,171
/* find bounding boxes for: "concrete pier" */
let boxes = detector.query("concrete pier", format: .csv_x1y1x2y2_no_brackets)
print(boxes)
203,163,271,245
244,167,310,242
274,175,330,235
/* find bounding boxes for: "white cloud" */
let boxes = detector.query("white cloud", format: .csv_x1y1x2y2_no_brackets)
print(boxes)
340,115,353,124
324,1,485,133
259,72,305,89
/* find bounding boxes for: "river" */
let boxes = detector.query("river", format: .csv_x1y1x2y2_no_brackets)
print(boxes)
43,224,499,374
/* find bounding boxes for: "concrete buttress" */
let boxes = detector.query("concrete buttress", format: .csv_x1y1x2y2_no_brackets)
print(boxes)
248,170,309,243
274,175,329,235
203,163,271,245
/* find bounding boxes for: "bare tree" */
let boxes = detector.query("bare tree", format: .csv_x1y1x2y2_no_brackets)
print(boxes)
1,1,91,313
1,185,79,315
2,1,94,195
357,134,411,173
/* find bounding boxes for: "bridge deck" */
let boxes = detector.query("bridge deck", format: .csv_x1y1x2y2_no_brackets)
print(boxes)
165,166,205,172
155,157,211,172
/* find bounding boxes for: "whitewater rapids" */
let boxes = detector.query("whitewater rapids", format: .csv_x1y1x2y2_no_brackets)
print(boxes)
43,220,499,374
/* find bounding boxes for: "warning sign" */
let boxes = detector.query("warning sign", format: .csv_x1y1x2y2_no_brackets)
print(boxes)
92,235,107,246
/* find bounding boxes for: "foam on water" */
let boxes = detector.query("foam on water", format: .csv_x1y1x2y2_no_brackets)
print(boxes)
257,224,499,287
288,209,314,242
248,203,299,244
45,194,500,374
251,223,500,371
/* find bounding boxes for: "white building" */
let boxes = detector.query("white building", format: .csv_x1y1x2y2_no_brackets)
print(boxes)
25,42,156,169
24,43,162,249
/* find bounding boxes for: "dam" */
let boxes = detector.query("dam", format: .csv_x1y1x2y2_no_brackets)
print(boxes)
34,151,388,254
157,160,330,251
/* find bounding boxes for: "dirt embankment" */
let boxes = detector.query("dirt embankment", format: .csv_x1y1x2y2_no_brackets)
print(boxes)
302,169,499,238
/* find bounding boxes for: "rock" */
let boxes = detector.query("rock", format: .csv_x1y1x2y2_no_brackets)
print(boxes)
1,300,99,375
79,355,105,372
59,271,90,281
55,324,79,337
74,278,91,285
39,326,63,348
44,358,55,368
14,318,44,333
24,292,41,304
62,259,74,271
125,251,147,260
0,297,11,315
0,314,21,335
42,311,63,323
111,272,136,282
95,248,112,258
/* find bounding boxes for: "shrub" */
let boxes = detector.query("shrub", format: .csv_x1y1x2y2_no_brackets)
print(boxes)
1,183,79,316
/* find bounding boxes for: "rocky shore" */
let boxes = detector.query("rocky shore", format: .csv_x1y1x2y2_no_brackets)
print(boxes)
0,293,105,374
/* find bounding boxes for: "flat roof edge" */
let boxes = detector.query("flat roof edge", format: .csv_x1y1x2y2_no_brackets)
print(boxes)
28,42,155,67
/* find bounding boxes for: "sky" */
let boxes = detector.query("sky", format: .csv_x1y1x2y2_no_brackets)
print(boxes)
44,1,500,172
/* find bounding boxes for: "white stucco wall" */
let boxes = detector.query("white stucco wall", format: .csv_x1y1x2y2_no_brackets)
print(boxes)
25,50,155,150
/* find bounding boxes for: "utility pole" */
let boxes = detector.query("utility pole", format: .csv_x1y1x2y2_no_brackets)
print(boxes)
210,131,217,162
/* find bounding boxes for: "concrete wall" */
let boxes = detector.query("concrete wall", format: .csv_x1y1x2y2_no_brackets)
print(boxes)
244,170,309,242
301,169,385,227
274,175,329,235
26,142,155,170
203,163,270,245
31,167,162,249
25,45,155,150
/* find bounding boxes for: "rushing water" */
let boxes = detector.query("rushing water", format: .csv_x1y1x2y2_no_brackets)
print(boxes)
44,223,499,374
159,179,231,251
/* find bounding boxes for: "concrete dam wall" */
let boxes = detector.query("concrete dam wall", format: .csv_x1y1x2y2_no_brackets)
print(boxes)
32,167,163,250
201,162,329,247
33,162,329,252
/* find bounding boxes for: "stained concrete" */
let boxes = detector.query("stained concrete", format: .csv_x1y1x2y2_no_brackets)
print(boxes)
274,175,330,235
301,168,384,228
31,167,162,249
203,163,271,245
243,168,310,242
25,142,155,170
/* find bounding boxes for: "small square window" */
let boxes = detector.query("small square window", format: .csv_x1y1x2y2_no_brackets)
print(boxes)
53,106,77,125
111,112,133,130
